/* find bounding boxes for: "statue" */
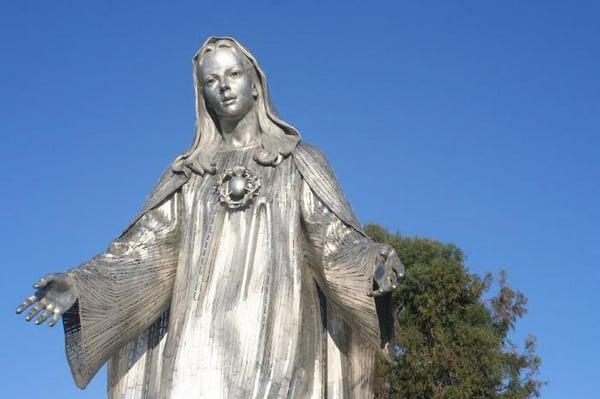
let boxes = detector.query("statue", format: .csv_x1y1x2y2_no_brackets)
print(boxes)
16,37,404,398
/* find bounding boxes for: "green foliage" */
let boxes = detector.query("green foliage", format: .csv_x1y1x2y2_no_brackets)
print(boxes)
366,224,543,399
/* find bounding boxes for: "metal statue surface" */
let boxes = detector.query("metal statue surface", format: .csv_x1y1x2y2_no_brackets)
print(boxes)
16,37,404,399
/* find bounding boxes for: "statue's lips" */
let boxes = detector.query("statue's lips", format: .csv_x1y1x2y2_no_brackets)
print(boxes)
221,97,237,106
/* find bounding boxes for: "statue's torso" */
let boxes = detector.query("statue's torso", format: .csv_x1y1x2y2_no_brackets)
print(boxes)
161,146,325,399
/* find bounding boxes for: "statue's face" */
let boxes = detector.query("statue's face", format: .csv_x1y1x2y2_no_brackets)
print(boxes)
199,47,256,122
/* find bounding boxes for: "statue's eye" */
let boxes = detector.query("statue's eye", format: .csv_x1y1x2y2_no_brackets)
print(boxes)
230,70,241,78
205,78,216,86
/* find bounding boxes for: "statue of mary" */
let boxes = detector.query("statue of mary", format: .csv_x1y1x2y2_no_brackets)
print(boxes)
17,37,404,399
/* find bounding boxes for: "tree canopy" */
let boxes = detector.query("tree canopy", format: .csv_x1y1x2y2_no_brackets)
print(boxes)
366,224,543,398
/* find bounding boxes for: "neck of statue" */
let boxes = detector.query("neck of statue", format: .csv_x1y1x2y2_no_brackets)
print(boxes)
218,106,261,149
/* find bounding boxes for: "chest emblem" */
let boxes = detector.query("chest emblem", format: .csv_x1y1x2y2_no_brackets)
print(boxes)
217,166,261,209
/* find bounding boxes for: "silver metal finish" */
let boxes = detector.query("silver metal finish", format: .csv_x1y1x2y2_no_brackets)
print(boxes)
217,165,261,209
16,36,404,398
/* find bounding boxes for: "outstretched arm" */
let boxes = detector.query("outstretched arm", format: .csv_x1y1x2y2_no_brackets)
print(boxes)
16,191,181,388
300,180,403,294
300,180,404,348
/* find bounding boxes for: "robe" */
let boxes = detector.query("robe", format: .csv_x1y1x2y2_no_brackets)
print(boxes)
62,142,389,398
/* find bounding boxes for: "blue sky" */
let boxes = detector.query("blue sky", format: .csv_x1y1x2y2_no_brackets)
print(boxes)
1,1,598,397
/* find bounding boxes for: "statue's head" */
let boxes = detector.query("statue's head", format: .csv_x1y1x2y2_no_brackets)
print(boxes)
197,40,258,126
173,37,300,175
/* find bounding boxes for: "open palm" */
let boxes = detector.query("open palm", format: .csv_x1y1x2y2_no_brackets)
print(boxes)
16,273,78,327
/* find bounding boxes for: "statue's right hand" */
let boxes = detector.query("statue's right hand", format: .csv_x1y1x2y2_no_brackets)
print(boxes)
16,273,78,327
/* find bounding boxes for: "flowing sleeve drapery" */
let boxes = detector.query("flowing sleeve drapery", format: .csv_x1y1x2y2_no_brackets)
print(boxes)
300,180,383,349
295,143,387,351
62,191,180,389
296,143,396,398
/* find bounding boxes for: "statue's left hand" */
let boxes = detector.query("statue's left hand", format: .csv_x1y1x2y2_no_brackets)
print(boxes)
16,273,78,327
368,245,405,297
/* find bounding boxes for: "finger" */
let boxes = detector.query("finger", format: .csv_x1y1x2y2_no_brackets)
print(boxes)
383,276,396,293
392,261,405,279
367,289,384,298
392,260,403,273
380,285,395,295
379,246,391,258
35,309,53,325
389,276,398,290
16,295,39,314
34,273,56,289
380,279,394,293
48,311,62,328
25,301,46,321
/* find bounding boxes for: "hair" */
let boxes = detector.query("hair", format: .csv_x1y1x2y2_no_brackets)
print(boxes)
172,37,300,176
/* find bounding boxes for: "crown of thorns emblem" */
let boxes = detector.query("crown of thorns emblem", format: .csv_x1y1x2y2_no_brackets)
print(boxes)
217,166,261,209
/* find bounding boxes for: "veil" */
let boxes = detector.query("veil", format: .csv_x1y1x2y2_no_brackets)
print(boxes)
172,36,300,175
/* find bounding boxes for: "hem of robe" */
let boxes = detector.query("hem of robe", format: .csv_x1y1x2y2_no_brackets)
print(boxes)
62,302,89,389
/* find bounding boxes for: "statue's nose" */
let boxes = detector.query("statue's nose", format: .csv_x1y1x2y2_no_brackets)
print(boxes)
220,81,231,93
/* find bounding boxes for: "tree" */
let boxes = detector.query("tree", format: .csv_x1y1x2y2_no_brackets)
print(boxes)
366,224,543,398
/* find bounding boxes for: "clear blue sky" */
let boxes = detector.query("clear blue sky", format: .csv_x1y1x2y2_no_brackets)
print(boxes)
1,1,598,398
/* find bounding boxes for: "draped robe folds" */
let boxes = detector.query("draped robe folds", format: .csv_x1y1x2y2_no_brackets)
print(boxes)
62,142,390,399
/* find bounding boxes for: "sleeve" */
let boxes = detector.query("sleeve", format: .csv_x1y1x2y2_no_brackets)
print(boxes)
300,180,386,351
62,191,181,389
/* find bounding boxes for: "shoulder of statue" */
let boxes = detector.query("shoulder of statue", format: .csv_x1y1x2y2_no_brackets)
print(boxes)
147,161,190,204
293,140,325,158
119,160,190,237
292,141,333,172
292,140,365,235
